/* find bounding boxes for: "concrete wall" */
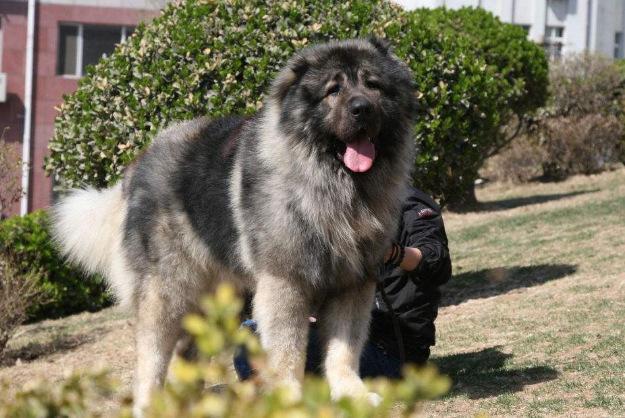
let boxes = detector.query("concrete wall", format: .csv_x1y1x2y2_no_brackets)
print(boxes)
591,0,625,57
396,0,625,58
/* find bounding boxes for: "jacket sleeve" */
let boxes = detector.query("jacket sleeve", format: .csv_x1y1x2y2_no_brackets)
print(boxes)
401,192,452,287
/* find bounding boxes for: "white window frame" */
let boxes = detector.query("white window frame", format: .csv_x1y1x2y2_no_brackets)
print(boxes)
58,23,134,78
544,25,565,61
615,31,624,59
546,26,565,42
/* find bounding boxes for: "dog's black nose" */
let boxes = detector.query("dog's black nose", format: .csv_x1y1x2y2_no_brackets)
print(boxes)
349,96,372,117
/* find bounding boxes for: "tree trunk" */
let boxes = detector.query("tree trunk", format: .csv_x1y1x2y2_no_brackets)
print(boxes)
446,182,479,213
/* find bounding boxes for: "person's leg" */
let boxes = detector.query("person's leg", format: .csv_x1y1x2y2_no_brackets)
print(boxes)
358,342,402,379
306,329,403,379
233,319,258,380
234,322,432,381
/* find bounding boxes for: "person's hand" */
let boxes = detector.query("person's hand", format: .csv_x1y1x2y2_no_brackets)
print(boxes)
384,244,422,272
402,247,422,272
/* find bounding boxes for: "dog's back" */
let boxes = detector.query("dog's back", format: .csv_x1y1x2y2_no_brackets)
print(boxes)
52,116,250,307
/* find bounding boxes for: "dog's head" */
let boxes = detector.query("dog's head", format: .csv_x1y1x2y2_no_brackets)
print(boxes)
269,38,417,174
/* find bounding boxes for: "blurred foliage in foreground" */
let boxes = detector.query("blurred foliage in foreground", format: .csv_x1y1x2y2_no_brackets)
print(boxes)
0,285,451,417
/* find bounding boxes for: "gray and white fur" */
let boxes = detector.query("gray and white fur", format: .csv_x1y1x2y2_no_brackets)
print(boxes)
52,38,417,415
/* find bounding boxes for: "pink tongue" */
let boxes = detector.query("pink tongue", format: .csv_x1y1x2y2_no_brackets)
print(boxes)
343,138,376,172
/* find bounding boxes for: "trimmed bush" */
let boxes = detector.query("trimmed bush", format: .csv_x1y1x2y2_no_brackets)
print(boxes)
0,211,111,321
399,8,548,206
46,0,548,207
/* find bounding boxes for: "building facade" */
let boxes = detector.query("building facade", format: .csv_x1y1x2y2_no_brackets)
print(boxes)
396,0,625,59
0,0,162,217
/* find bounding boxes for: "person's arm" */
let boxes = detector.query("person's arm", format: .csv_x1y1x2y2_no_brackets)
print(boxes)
404,202,451,286
385,193,452,286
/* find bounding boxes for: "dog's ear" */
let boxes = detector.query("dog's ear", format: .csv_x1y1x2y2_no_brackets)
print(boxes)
271,54,309,102
368,37,391,55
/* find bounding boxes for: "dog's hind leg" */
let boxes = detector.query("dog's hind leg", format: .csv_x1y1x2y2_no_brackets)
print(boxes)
132,277,186,417
253,273,310,398
317,279,378,403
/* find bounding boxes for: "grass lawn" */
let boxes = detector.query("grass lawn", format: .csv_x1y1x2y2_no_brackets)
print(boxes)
426,167,625,417
1,167,624,417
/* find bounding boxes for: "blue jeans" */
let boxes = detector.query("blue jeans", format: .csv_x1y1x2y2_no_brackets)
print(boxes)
233,319,403,380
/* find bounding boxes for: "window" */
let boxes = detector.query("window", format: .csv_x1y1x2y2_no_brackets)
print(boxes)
544,26,565,61
57,23,135,77
544,42,563,60
516,24,531,35
615,32,624,59
57,25,78,75
546,26,565,40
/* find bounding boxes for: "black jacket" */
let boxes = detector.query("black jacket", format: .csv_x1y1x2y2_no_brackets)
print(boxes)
369,186,452,363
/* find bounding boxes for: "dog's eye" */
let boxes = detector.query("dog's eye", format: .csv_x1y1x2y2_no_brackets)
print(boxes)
366,79,382,90
326,84,341,97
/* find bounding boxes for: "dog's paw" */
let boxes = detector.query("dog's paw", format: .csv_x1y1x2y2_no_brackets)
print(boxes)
366,392,383,407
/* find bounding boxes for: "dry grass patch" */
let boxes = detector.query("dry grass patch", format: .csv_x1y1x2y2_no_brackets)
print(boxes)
428,168,625,417
1,169,624,417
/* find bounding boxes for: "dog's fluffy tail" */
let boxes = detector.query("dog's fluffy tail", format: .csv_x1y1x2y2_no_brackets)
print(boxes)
51,183,133,307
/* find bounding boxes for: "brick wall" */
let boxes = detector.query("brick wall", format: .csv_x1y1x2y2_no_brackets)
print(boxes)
0,1,158,216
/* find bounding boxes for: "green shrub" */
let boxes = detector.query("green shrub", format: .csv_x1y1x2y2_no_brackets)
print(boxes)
0,285,451,417
0,211,111,321
46,0,548,207
399,7,548,206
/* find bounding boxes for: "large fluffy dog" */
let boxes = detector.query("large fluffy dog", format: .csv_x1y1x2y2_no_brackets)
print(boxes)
53,38,417,414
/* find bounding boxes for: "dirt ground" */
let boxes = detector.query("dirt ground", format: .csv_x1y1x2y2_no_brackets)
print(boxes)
1,308,134,397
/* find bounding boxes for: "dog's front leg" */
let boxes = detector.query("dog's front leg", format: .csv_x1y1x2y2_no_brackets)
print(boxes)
253,272,310,397
318,279,378,403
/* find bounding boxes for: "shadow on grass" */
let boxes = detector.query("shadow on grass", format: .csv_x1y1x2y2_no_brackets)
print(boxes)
441,264,577,307
0,328,105,367
478,189,598,212
433,346,559,399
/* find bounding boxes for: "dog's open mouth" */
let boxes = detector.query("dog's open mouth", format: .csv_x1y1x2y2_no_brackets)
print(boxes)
337,136,376,173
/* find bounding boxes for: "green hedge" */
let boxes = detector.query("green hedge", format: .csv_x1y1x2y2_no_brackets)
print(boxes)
45,0,548,206
0,211,111,321
405,8,548,204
